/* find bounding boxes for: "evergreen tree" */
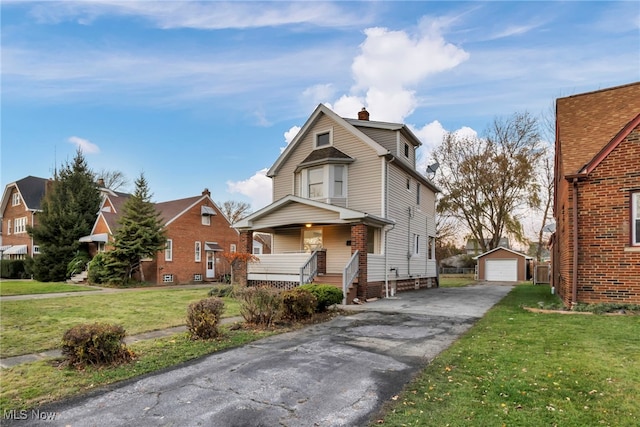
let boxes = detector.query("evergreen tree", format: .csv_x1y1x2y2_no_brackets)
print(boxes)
28,149,101,281
104,173,166,285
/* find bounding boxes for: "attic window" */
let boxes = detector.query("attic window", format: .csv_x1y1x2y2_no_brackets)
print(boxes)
315,130,332,148
12,193,20,206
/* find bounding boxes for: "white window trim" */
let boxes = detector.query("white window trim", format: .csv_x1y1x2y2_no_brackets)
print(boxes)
314,128,333,149
301,164,347,200
6,219,11,235
12,193,20,206
14,217,27,234
230,244,237,253
633,192,640,246
162,274,174,283
165,239,173,261
202,215,211,226
195,241,202,262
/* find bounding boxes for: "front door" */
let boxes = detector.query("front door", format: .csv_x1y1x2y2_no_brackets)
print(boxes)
206,252,215,279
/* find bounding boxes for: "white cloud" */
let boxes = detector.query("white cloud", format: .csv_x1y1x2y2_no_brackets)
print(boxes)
27,1,372,30
68,136,100,154
340,19,469,123
284,126,301,145
329,95,364,119
302,84,336,106
227,168,272,210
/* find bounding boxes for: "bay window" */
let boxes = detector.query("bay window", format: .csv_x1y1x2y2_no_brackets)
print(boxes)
302,164,347,200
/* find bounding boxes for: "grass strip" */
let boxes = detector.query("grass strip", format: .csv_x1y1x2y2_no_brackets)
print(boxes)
0,326,277,412
1,290,240,357
0,281,98,297
374,284,640,427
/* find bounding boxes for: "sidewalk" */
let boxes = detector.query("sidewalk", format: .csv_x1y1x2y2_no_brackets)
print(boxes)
0,316,244,369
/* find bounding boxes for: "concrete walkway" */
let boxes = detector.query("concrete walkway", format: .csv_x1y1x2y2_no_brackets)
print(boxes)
5,283,514,427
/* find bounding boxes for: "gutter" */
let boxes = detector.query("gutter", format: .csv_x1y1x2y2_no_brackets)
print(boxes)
566,173,587,308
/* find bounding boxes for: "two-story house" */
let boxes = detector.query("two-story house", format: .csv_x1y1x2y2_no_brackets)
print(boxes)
234,105,439,303
551,82,640,306
81,188,239,284
0,176,49,259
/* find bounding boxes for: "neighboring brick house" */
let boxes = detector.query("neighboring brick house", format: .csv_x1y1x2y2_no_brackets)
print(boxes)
0,176,49,259
82,188,239,284
234,105,439,303
551,82,640,306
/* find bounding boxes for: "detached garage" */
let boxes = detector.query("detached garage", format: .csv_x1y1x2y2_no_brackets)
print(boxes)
474,247,531,282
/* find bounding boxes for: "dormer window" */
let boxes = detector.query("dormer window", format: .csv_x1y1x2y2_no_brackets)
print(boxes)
315,130,332,149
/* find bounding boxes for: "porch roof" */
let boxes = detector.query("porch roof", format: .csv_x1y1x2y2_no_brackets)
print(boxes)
233,195,394,232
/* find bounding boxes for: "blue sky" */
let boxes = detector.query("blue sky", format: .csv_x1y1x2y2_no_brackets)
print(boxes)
2,1,639,212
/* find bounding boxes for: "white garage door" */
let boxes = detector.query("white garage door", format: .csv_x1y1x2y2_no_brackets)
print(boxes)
485,259,518,281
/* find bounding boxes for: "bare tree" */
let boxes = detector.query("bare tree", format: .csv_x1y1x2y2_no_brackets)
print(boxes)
433,111,544,254
97,169,129,192
219,200,252,224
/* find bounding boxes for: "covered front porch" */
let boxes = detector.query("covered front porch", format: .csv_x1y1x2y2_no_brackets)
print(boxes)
233,195,393,303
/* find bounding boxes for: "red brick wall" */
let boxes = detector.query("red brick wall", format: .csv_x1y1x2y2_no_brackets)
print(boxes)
558,126,640,305
2,187,36,255
155,201,239,284
351,223,368,299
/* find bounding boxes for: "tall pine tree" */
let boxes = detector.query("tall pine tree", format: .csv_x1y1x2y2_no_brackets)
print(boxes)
104,173,166,285
29,149,101,281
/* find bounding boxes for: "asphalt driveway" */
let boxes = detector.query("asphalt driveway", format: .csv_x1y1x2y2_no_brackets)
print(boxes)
12,283,513,427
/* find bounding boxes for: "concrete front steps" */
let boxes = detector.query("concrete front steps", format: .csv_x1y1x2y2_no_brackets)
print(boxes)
313,273,358,304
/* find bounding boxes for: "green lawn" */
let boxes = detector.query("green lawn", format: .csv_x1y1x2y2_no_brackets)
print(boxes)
375,284,640,426
439,274,476,287
0,280,98,297
0,289,240,357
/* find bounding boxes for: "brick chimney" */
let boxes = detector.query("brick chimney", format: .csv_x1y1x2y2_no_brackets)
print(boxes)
97,178,105,187
202,188,211,196
358,107,370,121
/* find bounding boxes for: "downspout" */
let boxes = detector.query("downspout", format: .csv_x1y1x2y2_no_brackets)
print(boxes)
571,177,579,308
407,206,412,277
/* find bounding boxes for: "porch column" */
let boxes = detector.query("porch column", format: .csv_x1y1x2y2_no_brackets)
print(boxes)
317,249,327,275
351,223,368,299
235,230,253,286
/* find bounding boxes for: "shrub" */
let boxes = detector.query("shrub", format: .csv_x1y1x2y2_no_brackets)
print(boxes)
187,297,225,339
87,253,109,285
281,288,317,321
300,284,343,312
67,251,90,278
208,284,233,298
235,286,282,326
62,323,134,368
0,259,28,279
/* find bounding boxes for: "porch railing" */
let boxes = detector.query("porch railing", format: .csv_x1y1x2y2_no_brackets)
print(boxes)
300,250,319,285
343,250,359,304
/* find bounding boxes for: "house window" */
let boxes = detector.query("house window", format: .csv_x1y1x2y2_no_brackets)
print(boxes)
303,228,323,252
6,219,11,235
202,215,211,226
230,244,237,253
413,233,420,255
416,183,421,205
14,217,27,234
308,167,324,198
165,239,173,261
253,246,262,255
97,242,105,253
315,130,331,148
404,143,409,158
12,193,20,206
406,178,411,190
33,245,40,255
367,227,379,254
332,165,345,197
195,241,201,262
162,274,174,283
633,192,640,246
428,236,435,260
193,274,203,282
